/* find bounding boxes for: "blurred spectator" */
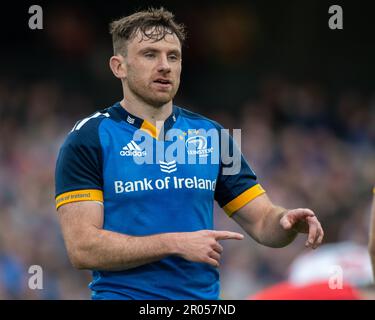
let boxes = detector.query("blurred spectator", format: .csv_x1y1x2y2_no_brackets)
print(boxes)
247,242,374,300
248,281,368,300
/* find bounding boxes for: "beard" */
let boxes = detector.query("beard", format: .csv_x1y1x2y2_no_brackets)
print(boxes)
126,75,179,108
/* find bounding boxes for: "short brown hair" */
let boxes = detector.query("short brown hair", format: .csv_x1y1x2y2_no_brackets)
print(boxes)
109,7,186,55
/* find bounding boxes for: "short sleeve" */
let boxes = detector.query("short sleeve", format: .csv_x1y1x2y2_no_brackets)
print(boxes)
214,125,265,217
55,117,104,209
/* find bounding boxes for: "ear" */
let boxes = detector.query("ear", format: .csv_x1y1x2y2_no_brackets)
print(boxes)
109,55,127,79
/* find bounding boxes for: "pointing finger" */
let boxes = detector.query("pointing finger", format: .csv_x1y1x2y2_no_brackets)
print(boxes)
212,231,244,241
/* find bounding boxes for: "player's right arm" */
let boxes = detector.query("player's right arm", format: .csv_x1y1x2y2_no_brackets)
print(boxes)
369,187,375,280
58,201,243,271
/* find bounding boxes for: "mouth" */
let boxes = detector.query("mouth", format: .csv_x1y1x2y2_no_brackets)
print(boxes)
153,78,172,86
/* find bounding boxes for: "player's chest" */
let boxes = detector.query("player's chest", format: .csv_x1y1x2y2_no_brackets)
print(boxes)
102,135,220,183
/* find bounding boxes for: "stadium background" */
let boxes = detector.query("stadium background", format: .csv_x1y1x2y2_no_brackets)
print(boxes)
0,0,374,298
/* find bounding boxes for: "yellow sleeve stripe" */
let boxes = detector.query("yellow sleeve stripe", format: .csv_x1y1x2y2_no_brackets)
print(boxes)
55,189,103,210
140,120,159,139
223,184,266,217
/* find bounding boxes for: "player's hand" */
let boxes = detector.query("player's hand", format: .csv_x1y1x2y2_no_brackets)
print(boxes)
174,230,244,268
279,208,324,249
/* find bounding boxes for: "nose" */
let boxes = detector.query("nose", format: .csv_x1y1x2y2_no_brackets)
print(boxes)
157,55,171,73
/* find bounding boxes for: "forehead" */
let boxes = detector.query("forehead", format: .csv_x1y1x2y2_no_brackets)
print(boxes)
128,28,181,52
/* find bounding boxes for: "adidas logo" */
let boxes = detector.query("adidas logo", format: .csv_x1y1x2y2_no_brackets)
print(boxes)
159,160,177,173
120,141,147,157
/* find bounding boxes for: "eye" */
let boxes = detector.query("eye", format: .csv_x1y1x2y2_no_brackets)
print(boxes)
144,52,155,58
168,55,178,61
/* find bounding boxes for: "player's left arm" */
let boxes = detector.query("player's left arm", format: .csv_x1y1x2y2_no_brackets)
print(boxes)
369,187,375,280
231,193,324,249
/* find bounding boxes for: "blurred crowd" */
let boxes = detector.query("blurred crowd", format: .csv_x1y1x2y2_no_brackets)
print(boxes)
215,77,375,298
0,75,374,299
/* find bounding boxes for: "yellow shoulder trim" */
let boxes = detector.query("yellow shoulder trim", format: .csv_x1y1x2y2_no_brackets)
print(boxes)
55,189,103,210
223,184,266,217
140,120,159,139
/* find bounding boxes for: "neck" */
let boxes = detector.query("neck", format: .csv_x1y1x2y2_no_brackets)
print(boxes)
120,89,173,125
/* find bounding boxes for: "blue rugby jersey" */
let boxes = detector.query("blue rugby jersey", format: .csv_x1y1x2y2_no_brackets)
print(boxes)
55,102,265,300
